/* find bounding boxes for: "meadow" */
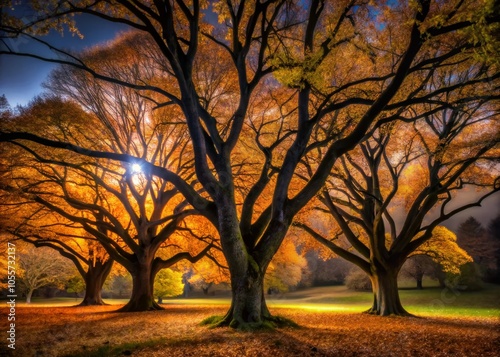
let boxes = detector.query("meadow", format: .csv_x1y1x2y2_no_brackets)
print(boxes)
2,284,499,356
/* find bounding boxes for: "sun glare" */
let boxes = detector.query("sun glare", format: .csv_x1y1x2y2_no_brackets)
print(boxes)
131,163,142,174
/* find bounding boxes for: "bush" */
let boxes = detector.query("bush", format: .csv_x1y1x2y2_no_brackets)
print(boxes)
445,262,483,291
345,269,372,291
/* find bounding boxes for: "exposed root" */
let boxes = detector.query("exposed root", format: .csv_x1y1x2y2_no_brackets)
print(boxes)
363,307,414,317
76,301,108,307
116,301,165,313
201,314,299,331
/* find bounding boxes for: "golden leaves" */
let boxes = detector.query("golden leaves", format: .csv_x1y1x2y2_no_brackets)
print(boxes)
411,226,473,274
6,304,500,356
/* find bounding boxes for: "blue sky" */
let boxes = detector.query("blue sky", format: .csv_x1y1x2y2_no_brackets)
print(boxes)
0,13,128,107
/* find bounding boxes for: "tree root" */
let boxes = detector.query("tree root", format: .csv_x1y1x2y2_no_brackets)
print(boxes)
201,314,299,331
363,307,414,317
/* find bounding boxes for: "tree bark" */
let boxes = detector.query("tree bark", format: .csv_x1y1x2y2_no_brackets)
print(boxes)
213,202,281,329
79,259,113,306
217,268,273,329
118,257,161,312
367,268,410,316
26,289,34,304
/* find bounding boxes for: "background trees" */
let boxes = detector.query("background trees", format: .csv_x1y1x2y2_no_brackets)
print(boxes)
297,91,499,314
0,0,499,327
456,215,500,284
18,247,72,303
0,53,213,311
154,268,184,303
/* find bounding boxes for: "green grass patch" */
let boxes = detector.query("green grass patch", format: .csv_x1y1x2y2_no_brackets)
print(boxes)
17,284,500,319
399,284,500,318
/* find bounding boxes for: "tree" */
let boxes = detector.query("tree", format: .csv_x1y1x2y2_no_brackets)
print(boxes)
297,94,499,315
19,233,114,306
487,214,500,282
0,84,213,311
402,255,439,289
66,275,86,298
457,217,498,275
154,268,184,303
457,217,498,279
402,226,472,289
18,246,72,303
1,0,498,327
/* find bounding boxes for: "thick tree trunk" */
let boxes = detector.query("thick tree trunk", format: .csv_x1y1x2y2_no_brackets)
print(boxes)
217,269,275,329
79,260,113,306
367,268,410,316
118,259,161,312
213,202,283,329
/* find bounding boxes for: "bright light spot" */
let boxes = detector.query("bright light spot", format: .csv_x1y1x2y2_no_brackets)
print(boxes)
131,163,142,174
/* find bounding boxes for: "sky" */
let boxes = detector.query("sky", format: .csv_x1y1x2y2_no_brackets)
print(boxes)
0,12,128,107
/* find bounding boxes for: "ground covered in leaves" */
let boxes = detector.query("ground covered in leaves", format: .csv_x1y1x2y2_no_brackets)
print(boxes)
1,304,498,356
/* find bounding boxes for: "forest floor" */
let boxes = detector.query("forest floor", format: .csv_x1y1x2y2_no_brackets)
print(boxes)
1,285,499,356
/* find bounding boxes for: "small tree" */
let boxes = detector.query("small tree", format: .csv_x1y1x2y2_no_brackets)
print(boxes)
18,247,71,303
154,268,184,303
401,255,437,289
66,275,86,298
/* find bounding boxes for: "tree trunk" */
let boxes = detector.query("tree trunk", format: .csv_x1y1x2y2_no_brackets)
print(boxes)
118,259,161,312
416,277,423,290
26,289,34,304
367,268,410,316
79,260,113,306
217,268,272,329
213,202,277,329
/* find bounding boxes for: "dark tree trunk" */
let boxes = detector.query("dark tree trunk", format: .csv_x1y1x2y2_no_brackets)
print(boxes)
118,258,161,312
416,277,423,290
213,202,281,329
217,268,272,329
367,268,410,316
79,259,113,306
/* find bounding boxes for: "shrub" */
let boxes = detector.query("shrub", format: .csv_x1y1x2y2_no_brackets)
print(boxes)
445,262,483,291
345,269,372,291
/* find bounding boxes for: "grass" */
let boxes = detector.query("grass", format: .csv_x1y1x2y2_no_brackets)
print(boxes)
20,283,500,318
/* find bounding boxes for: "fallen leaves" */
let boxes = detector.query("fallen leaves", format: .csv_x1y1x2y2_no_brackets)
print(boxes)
2,304,498,356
